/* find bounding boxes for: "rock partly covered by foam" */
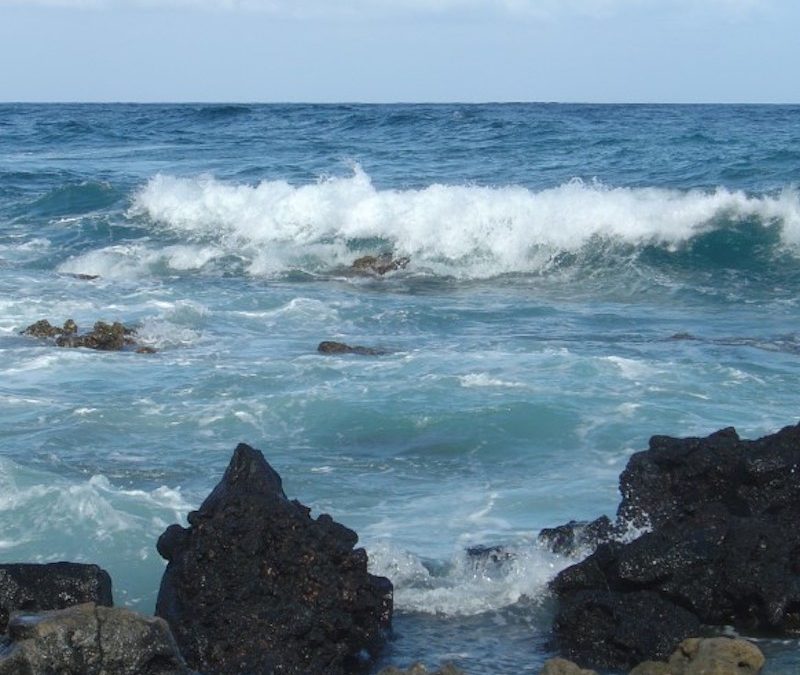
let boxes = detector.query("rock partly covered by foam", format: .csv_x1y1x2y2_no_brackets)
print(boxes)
0,603,191,674
21,318,154,352
350,253,410,276
548,423,800,670
0,562,113,633
155,443,393,674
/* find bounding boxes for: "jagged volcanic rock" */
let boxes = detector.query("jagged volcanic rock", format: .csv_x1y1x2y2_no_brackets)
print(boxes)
548,423,800,670
155,443,393,674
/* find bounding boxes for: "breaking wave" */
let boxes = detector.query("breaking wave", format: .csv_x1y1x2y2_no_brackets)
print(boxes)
75,167,800,281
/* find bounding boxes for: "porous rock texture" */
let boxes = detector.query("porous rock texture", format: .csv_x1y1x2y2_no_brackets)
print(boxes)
629,637,765,675
0,602,191,674
548,423,800,670
155,443,393,674
0,562,112,633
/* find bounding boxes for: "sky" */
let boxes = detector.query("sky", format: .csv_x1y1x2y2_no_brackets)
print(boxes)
0,0,797,103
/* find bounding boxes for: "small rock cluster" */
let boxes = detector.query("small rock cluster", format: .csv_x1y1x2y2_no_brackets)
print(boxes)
21,318,155,353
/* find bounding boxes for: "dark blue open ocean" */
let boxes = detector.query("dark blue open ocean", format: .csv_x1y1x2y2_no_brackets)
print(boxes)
1,103,799,672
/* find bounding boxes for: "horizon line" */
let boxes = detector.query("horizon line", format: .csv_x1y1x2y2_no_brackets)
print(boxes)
1,99,798,106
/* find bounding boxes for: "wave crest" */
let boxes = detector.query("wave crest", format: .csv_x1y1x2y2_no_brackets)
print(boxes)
124,168,800,280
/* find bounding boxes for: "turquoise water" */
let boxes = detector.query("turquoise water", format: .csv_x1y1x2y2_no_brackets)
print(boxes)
1,103,799,672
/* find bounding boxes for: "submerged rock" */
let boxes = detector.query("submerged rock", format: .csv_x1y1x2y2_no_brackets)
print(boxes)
538,516,615,558
0,562,113,633
548,423,800,670
64,272,100,280
155,443,393,674
0,603,191,675
351,253,410,276
318,340,387,356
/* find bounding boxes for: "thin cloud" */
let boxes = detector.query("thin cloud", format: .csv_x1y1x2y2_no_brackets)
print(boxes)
0,0,769,16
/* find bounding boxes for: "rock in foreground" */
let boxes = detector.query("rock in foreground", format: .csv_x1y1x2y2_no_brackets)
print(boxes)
549,423,800,670
629,637,764,675
542,637,764,675
0,603,191,675
155,443,393,674
0,562,112,633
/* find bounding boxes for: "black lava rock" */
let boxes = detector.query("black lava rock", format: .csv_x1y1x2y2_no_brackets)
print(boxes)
0,562,113,633
548,423,800,670
155,443,393,674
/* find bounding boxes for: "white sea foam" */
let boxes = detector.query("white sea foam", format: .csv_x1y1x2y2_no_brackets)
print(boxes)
0,458,192,549
368,541,568,616
459,372,526,388
123,168,800,279
57,243,226,280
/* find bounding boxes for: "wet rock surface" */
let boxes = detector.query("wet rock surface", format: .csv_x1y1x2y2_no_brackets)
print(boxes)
21,318,154,352
548,423,800,670
538,516,615,558
0,603,192,675
318,340,387,356
351,253,410,276
155,443,393,674
0,562,113,633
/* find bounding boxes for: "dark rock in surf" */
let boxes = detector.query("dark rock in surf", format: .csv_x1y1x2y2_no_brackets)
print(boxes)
549,422,800,670
0,603,191,674
21,318,154,353
318,340,387,356
351,253,410,276
538,516,615,558
155,443,393,674
21,319,62,339
64,273,100,280
57,320,135,350
0,562,113,633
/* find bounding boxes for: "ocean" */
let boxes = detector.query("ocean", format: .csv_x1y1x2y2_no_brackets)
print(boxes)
1,102,799,673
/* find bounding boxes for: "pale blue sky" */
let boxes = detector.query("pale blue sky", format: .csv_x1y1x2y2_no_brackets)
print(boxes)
0,0,797,103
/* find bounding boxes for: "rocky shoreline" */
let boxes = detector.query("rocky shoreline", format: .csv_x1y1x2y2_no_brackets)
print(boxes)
2,424,798,673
